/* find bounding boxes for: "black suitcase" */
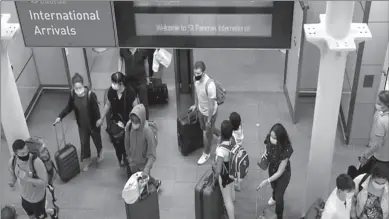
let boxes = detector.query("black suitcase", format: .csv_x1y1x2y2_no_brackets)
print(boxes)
53,122,80,183
195,169,225,219
177,110,204,156
147,78,168,105
125,183,160,219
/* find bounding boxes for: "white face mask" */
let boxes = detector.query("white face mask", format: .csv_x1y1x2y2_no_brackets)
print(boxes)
75,88,85,96
345,192,354,199
270,137,277,145
372,181,385,190
112,83,119,91
132,123,140,130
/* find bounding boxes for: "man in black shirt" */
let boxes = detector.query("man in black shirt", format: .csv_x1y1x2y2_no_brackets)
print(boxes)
119,48,150,119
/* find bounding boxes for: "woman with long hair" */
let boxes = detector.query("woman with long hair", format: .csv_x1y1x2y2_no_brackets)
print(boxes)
352,163,389,219
257,123,293,219
54,73,103,172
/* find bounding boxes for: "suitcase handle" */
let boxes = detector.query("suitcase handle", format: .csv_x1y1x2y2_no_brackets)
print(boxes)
53,121,66,150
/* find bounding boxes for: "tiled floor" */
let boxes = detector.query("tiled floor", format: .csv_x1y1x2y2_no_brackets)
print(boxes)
0,86,366,219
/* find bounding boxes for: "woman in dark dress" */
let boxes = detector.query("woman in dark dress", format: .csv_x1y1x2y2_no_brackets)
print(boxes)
257,123,293,219
96,72,137,166
54,73,103,172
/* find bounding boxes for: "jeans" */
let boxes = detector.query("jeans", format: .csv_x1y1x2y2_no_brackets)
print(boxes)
270,170,291,219
113,138,126,164
79,127,103,161
129,80,149,120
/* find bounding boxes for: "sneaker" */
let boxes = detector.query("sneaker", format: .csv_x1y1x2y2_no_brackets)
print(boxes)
268,197,276,206
197,153,211,165
82,159,92,172
97,150,104,163
50,206,59,219
155,180,162,192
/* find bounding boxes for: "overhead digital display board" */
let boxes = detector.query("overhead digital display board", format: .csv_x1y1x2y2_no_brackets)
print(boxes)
114,1,293,48
15,1,116,47
134,14,272,37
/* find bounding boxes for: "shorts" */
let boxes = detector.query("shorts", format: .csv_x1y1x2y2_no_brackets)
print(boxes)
21,196,47,218
197,110,218,131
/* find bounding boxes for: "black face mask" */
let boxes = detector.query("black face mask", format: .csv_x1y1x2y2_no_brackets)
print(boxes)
194,74,203,81
17,154,29,162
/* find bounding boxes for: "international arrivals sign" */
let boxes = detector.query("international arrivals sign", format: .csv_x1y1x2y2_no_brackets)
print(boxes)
29,9,101,36
15,1,116,47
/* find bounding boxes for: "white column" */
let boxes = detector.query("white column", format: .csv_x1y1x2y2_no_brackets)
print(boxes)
1,14,29,154
1,42,30,154
301,1,372,216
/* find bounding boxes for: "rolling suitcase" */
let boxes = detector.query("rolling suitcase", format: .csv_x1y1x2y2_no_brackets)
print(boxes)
177,110,204,156
125,183,160,219
53,122,80,183
147,78,168,105
195,169,225,219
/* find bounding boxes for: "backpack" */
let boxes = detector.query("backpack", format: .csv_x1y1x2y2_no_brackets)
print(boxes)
12,137,57,186
205,78,226,105
147,121,158,147
221,143,249,180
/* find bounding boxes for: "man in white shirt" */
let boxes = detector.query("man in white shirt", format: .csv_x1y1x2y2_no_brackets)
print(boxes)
321,174,355,219
189,61,221,165
359,90,389,174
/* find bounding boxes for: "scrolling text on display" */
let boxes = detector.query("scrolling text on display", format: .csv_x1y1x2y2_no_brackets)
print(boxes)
156,24,251,33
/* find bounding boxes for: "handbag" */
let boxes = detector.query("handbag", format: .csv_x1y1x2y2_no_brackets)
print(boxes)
154,48,172,68
122,171,150,204
107,114,125,142
257,155,269,170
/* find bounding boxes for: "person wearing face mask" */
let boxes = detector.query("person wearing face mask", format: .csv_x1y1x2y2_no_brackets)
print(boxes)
321,174,356,219
256,123,293,219
8,140,58,219
351,163,389,219
124,104,161,190
119,48,150,120
97,72,137,167
54,73,103,172
189,61,221,165
359,90,389,175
